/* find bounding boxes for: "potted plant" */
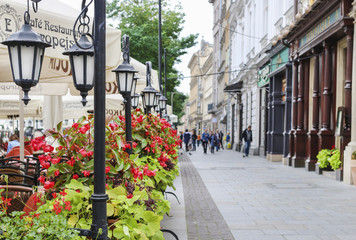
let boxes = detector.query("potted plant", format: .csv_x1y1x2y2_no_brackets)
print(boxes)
0,176,80,239
24,109,180,239
316,149,333,174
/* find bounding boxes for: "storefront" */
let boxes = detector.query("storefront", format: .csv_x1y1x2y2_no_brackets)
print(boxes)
265,45,292,162
257,64,270,156
286,0,353,171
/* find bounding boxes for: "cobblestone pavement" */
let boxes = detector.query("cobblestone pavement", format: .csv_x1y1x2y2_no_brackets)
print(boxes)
179,151,235,240
187,148,356,240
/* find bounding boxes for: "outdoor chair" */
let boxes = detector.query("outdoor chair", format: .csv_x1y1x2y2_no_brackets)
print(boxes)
6,146,32,158
0,185,33,214
0,157,42,187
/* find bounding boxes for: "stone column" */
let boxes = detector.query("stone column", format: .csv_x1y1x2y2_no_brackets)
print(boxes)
288,60,299,166
282,63,293,165
270,73,285,162
267,77,273,157
306,50,320,171
343,26,353,147
318,41,334,150
293,60,307,167
343,0,356,185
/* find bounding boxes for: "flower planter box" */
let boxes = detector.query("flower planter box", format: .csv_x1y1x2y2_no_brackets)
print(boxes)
350,159,356,186
335,168,343,181
315,162,332,175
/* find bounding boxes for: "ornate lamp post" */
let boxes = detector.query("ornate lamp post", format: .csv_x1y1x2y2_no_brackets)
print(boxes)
63,1,108,238
112,35,138,154
2,0,51,105
63,32,94,106
131,74,140,109
141,62,157,114
131,94,140,109
159,94,168,118
154,92,161,114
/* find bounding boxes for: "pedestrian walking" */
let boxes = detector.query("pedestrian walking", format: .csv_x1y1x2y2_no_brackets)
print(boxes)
209,131,215,154
201,129,209,154
192,129,197,151
218,130,224,150
225,132,230,149
179,131,183,149
197,131,201,147
241,125,252,157
215,130,221,152
183,129,191,152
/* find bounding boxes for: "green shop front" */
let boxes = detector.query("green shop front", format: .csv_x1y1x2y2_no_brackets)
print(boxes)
265,44,292,163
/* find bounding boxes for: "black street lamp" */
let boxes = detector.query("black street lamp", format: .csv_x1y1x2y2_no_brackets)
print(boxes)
130,74,139,109
63,1,108,239
112,35,138,154
154,92,161,114
141,62,157,114
131,94,140,109
2,0,51,105
63,34,94,106
159,94,168,118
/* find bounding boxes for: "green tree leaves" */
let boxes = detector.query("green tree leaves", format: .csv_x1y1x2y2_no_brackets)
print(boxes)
106,0,196,118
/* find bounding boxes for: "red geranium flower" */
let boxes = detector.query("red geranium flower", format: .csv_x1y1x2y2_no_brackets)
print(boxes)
82,170,90,177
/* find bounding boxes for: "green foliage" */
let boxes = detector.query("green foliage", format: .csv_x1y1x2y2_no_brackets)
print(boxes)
352,151,356,159
0,188,80,239
317,148,341,170
24,110,180,239
317,149,332,169
106,0,196,117
329,149,341,170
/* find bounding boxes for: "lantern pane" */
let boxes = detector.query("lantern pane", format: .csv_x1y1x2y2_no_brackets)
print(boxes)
118,72,127,92
73,55,84,85
34,47,44,81
131,78,137,96
20,45,35,80
8,45,20,80
86,55,95,85
145,92,155,106
126,72,134,94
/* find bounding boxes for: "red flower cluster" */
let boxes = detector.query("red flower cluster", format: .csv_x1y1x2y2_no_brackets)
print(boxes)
31,136,46,151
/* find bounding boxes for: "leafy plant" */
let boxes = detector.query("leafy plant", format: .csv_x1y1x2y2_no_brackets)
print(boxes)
25,109,180,239
317,149,331,168
316,148,341,170
0,176,80,239
352,151,356,160
329,149,341,170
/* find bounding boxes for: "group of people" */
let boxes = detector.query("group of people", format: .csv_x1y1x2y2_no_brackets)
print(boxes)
179,129,230,154
178,125,253,157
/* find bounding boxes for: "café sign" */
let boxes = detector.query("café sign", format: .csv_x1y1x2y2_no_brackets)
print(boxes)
299,8,341,48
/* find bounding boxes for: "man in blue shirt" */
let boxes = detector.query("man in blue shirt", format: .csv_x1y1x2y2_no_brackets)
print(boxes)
7,134,20,154
201,129,210,154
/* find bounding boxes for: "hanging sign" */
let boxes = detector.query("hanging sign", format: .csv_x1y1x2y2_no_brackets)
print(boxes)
258,65,270,87
299,8,341,48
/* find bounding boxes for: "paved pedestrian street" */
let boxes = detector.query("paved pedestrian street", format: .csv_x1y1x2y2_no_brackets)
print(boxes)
163,149,356,240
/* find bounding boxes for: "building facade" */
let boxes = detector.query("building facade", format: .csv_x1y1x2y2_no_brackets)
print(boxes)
187,40,214,132
285,0,353,171
225,0,293,155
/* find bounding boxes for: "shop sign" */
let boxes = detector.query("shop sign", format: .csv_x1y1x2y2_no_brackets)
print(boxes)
299,8,341,48
258,65,270,87
271,48,288,72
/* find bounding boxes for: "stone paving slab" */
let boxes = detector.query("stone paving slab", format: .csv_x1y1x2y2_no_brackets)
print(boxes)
179,152,234,240
188,148,356,240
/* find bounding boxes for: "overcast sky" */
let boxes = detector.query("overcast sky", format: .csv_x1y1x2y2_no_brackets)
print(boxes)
59,0,213,95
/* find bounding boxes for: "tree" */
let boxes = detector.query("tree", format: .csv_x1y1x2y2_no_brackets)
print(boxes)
106,0,197,117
